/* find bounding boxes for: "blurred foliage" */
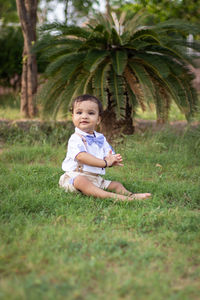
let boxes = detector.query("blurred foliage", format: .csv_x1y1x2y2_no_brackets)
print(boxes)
0,26,23,89
0,25,49,89
0,120,74,145
0,0,19,24
118,0,200,24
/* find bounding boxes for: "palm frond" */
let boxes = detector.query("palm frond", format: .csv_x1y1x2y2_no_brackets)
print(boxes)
74,72,91,96
154,83,171,123
182,40,200,54
89,14,112,35
178,73,198,119
39,46,76,62
111,50,128,75
111,28,122,45
131,29,160,44
109,68,125,118
165,74,190,115
84,50,108,72
152,19,200,36
45,52,85,77
124,66,146,111
163,43,199,67
40,23,91,39
124,9,148,35
39,79,65,116
136,53,170,79
121,31,131,45
61,74,82,114
129,61,155,105
72,71,93,95
34,36,83,53
93,61,110,109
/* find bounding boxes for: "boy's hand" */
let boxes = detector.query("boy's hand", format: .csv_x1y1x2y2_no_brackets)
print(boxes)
105,150,124,167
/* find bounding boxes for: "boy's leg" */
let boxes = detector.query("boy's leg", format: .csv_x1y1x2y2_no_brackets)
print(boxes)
107,181,131,195
73,176,135,201
107,181,151,200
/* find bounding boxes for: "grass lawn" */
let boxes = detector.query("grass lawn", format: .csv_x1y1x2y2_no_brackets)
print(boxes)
0,124,200,300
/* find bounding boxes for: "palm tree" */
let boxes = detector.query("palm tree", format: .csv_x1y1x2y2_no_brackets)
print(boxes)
35,12,200,136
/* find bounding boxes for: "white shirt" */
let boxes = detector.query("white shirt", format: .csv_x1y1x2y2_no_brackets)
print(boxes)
62,127,115,175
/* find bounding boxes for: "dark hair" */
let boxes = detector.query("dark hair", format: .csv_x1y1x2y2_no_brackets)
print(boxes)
71,94,103,116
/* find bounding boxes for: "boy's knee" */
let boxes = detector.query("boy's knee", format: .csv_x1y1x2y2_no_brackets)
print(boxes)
73,175,88,190
109,181,123,191
115,181,123,187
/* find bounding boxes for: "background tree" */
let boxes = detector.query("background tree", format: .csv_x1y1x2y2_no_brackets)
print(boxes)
62,0,99,25
35,12,200,138
119,0,200,23
0,26,23,90
16,0,38,118
0,0,19,24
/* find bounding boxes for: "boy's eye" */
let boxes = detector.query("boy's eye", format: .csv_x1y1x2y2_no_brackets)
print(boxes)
89,111,95,115
76,111,82,114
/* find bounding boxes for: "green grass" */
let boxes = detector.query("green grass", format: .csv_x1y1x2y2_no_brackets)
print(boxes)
0,126,200,299
0,93,22,120
136,102,188,121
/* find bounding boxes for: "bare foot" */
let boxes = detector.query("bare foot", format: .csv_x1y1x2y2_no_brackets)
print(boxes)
131,193,151,200
114,193,151,202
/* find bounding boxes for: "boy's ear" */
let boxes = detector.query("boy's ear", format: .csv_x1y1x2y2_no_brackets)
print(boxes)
97,116,101,125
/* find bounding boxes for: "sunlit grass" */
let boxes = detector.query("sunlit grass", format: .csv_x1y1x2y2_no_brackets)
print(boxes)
136,102,187,121
0,128,200,299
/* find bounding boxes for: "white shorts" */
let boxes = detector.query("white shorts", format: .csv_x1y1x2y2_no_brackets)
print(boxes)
59,171,111,193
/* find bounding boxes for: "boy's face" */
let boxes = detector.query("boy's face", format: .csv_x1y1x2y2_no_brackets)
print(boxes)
72,100,101,134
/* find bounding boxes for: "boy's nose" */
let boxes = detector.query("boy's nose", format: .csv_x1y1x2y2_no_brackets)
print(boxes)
82,113,88,118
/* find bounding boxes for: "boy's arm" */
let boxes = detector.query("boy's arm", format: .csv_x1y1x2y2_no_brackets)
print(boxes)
76,152,107,168
76,150,123,168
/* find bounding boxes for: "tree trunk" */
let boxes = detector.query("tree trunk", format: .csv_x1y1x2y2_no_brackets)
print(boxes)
16,0,38,118
64,0,69,25
106,0,110,16
100,90,134,142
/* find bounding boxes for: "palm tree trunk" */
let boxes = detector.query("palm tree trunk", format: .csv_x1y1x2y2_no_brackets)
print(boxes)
100,89,134,141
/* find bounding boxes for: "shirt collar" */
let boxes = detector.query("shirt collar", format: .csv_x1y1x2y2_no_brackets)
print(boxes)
75,127,96,137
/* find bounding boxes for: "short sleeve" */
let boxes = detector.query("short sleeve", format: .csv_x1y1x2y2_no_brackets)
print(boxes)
67,134,87,160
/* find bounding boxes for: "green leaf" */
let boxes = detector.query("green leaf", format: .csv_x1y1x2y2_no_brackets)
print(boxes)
109,68,125,118
40,23,91,39
111,28,122,45
45,52,85,77
131,29,159,43
166,73,198,119
93,61,110,108
136,53,170,79
129,61,155,104
84,50,108,72
153,20,200,36
111,50,128,76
